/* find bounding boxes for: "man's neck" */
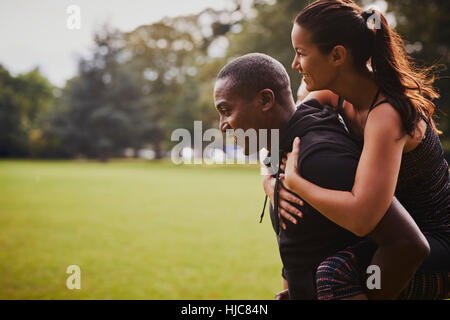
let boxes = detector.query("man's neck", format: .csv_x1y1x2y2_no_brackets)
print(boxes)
267,98,296,152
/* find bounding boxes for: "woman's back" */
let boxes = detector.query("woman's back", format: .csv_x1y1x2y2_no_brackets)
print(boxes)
395,117,450,235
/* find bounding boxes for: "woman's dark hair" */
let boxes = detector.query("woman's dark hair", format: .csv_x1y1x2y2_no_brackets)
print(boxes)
294,0,440,135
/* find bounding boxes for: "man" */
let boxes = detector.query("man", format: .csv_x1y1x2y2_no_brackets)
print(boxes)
213,53,429,299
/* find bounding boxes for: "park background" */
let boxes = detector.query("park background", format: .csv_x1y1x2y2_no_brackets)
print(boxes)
0,0,449,299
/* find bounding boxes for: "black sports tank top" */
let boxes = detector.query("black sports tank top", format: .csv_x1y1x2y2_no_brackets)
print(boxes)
336,91,450,238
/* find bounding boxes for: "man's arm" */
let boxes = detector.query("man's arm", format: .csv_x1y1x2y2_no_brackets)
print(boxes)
275,278,289,300
366,198,430,299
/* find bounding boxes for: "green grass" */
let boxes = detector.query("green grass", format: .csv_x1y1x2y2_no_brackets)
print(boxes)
0,160,281,299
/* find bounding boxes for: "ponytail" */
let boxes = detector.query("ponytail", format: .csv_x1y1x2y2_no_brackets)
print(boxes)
365,8,440,135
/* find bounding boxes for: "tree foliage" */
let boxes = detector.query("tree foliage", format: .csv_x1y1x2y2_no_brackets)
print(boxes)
1,0,449,159
0,65,53,156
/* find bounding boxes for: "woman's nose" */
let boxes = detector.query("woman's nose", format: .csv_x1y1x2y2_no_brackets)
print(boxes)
292,57,302,71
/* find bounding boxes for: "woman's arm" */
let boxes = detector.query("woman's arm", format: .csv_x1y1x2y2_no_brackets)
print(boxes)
281,104,430,299
296,78,339,109
283,104,406,237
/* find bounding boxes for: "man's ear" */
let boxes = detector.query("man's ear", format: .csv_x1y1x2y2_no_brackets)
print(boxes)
329,45,347,66
258,89,275,112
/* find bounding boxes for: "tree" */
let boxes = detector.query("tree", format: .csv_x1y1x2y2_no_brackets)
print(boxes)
226,0,310,97
46,26,146,161
387,0,450,135
0,65,53,157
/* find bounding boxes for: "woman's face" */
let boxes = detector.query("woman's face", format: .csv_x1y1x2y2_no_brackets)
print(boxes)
291,23,338,91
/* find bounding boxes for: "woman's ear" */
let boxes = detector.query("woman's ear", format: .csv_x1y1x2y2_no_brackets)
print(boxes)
258,89,275,111
329,45,347,66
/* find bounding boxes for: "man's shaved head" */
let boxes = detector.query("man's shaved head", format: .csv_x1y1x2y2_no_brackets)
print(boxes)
217,53,292,105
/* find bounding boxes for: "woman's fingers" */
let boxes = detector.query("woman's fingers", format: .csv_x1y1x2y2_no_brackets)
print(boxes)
279,183,304,206
280,158,286,172
279,199,303,218
292,137,301,156
275,169,304,229
279,175,304,206
278,213,287,230
278,207,296,227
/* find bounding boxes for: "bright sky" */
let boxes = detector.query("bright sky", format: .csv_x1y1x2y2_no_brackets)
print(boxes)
0,0,231,87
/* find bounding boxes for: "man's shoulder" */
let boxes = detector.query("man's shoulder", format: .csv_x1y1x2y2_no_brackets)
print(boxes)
297,137,359,191
297,130,360,161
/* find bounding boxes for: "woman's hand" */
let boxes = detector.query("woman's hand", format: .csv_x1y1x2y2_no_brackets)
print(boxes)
280,137,303,191
262,171,304,230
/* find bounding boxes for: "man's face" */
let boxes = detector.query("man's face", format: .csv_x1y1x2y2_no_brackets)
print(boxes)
213,77,263,155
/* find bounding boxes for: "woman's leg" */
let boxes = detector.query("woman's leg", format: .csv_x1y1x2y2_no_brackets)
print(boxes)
317,197,430,300
397,233,450,299
316,232,450,300
315,239,375,300
397,270,450,299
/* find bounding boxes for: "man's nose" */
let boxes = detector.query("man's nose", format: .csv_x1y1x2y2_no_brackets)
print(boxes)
220,119,230,133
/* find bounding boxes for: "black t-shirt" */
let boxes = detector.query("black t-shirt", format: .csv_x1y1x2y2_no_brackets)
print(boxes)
269,98,364,299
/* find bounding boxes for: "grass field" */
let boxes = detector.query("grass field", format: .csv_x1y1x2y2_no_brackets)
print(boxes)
0,160,282,299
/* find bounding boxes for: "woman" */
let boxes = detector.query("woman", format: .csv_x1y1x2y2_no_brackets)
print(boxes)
267,0,449,299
